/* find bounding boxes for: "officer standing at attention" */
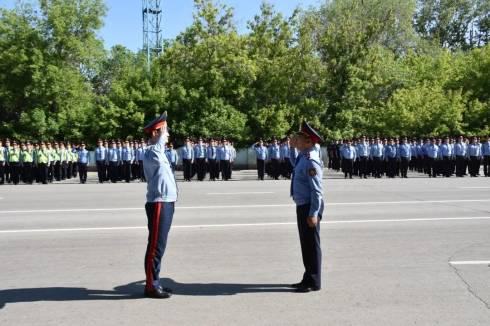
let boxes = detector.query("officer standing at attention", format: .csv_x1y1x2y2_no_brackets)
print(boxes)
194,138,207,181
9,141,21,185
95,140,107,183
467,136,482,177
217,138,233,181
289,121,324,293
426,138,439,178
254,139,268,180
268,139,281,180
107,141,119,183
206,139,218,181
341,139,356,179
142,112,177,299
356,136,370,179
122,140,134,183
397,137,411,178
370,137,384,178
36,142,49,184
78,143,89,184
440,137,453,177
181,138,194,182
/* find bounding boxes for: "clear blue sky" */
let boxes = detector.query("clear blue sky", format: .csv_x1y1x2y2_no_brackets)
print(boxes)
2,0,322,51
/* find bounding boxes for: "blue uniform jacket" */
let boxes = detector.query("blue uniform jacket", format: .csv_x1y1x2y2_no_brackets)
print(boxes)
291,148,324,218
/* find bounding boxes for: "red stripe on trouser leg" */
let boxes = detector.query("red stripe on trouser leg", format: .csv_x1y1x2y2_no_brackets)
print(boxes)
146,202,162,289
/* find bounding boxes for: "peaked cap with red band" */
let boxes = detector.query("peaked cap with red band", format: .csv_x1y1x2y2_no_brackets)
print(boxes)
300,121,323,144
144,112,168,134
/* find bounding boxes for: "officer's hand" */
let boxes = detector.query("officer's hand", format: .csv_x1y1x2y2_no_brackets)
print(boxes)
307,216,318,228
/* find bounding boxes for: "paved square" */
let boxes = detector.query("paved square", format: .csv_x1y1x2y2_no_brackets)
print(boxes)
1,172,489,325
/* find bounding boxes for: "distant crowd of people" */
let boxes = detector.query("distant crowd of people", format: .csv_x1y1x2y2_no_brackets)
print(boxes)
327,136,490,179
1,135,489,185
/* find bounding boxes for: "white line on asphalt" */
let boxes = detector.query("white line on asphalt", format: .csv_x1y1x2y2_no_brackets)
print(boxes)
460,187,490,189
1,199,489,215
449,261,490,265
207,192,275,195
1,216,490,234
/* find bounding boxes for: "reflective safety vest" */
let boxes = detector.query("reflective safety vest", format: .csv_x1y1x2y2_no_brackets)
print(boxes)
20,150,34,163
37,150,49,164
9,148,20,163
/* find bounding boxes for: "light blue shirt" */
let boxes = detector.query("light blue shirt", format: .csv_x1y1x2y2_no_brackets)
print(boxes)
440,143,452,157
384,145,397,159
217,146,232,161
254,146,268,160
78,149,90,164
121,147,134,161
194,144,207,159
482,142,490,156
341,145,356,160
426,144,439,159
454,142,466,156
467,144,481,157
107,148,119,162
268,145,281,160
398,144,411,159
357,142,370,157
181,146,194,160
291,148,324,218
370,143,384,158
136,147,145,161
95,146,106,161
280,145,290,159
165,149,178,165
144,135,178,203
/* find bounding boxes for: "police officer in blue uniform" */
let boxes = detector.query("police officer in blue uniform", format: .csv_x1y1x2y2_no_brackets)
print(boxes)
483,136,490,177
341,139,357,179
289,121,324,293
398,137,411,178
207,139,218,181
194,138,207,181
95,140,106,183
142,112,177,299
253,139,268,180
181,138,194,181
77,143,89,184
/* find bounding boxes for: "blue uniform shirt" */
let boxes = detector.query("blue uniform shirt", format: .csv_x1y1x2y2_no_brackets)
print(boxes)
370,143,384,158
194,144,207,159
357,142,370,157
181,146,194,160
280,145,290,159
341,145,357,160
467,144,481,157
384,145,397,159
78,149,90,164
269,145,281,160
217,146,232,161
291,148,324,218
454,142,467,156
207,146,217,160
165,148,178,165
426,144,439,159
440,143,452,157
398,144,411,159
254,146,268,160
121,147,133,161
95,146,106,161
144,135,178,203
107,148,119,162
482,141,490,156
136,147,145,161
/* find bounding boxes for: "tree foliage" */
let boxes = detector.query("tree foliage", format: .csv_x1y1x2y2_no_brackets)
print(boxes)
0,0,489,145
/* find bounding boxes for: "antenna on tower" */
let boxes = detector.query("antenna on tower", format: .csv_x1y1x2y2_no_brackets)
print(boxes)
142,0,163,69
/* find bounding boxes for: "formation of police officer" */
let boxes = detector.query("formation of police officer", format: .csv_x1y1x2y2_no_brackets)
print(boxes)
329,135,490,179
178,137,237,182
252,137,298,181
0,139,89,185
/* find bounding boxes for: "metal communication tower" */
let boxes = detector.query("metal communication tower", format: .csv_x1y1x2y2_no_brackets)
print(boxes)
142,0,163,67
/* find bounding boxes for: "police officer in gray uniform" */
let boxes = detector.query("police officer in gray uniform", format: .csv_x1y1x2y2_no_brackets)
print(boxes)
142,112,177,299
289,121,325,293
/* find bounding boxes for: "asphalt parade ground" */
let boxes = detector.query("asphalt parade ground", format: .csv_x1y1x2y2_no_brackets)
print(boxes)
1,171,490,325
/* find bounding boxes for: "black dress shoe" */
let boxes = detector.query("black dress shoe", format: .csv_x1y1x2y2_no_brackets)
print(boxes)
295,285,321,293
144,286,172,299
289,282,305,289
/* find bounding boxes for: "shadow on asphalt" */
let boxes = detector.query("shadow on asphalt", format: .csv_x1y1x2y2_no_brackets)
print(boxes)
0,279,294,308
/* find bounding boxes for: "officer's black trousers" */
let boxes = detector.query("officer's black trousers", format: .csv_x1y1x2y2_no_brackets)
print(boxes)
72,162,78,178
296,204,322,289
123,161,132,182
196,158,206,181
208,159,218,180
78,163,88,183
427,157,437,177
282,158,292,178
144,202,174,290
61,162,68,180
270,159,280,179
359,156,368,177
442,157,452,177
96,161,106,183
0,163,5,184
67,162,72,179
109,161,118,183
342,159,353,178
469,156,480,176
37,163,48,184
400,157,409,178
54,161,61,181
257,159,265,180
22,162,33,184
387,158,397,178
10,162,20,185
48,163,54,182
372,157,382,177
183,159,192,181
5,164,11,183
484,156,490,177
220,160,231,180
